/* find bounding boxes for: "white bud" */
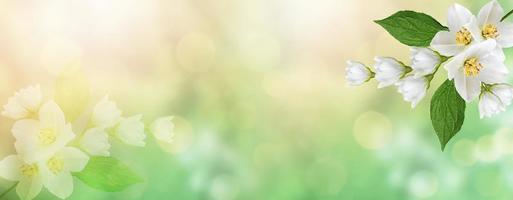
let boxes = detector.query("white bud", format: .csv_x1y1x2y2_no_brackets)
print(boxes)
345,60,372,86
411,47,440,77
479,84,513,118
375,57,407,88
396,76,428,108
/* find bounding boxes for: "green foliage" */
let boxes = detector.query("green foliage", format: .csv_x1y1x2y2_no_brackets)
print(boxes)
55,66,91,122
430,80,466,151
74,157,143,192
375,11,447,46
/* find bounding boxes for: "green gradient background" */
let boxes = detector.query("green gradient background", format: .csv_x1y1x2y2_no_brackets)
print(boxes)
0,0,513,199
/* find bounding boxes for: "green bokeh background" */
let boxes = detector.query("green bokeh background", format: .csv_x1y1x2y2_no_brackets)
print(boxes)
1,0,513,199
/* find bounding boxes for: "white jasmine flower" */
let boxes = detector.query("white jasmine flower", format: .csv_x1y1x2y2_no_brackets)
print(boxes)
79,127,110,156
345,60,373,86
396,76,428,108
431,3,477,56
150,116,175,144
91,96,122,128
0,147,88,200
2,85,42,120
410,48,441,77
12,101,75,163
40,147,89,199
475,0,513,48
114,115,146,147
374,57,409,88
479,84,513,118
444,39,508,102
0,155,42,200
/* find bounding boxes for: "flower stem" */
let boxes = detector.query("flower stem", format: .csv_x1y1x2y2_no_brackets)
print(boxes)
0,183,16,199
501,9,513,21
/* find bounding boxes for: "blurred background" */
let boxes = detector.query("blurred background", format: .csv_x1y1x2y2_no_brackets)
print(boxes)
0,0,512,199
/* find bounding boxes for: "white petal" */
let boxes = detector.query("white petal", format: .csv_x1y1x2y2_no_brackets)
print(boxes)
79,128,110,156
16,176,43,200
57,147,89,172
115,115,146,147
454,72,481,102
466,39,497,58
443,55,465,80
479,57,508,84
42,171,74,199
497,22,513,47
345,60,371,86
479,91,503,118
0,155,22,181
410,48,440,77
12,120,42,163
1,85,42,120
91,96,122,128
477,0,504,26
374,57,405,88
38,101,65,129
150,116,175,144
447,3,474,31
430,31,463,56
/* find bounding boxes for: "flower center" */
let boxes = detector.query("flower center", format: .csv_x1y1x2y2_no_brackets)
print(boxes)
39,128,57,145
482,24,499,39
47,157,64,174
464,57,483,77
20,164,38,177
456,27,472,45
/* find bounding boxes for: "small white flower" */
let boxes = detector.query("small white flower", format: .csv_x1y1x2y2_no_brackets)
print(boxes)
91,96,122,128
115,115,146,147
79,127,110,156
431,3,477,56
0,155,42,200
479,84,513,118
12,101,75,163
410,48,440,77
345,60,373,86
150,116,175,144
374,57,408,88
2,85,42,120
0,147,88,200
396,76,428,108
444,39,507,102
475,0,513,48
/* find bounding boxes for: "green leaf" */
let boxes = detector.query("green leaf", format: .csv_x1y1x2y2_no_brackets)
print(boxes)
74,157,143,192
375,10,447,47
430,80,466,151
55,66,91,122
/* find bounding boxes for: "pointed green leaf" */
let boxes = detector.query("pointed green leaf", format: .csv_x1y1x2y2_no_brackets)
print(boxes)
430,80,466,151
74,157,143,192
375,10,447,46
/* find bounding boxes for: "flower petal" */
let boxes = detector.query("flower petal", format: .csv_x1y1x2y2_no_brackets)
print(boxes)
42,171,74,199
497,22,513,47
447,3,474,31
0,155,22,181
79,127,111,156
443,54,465,80
38,101,65,129
12,119,42,163
453,71,481,102
16,176,43,200
479,56,508,84
91,96,122,128
477,0,504,26
430,31,463,56
115,115,146,147
57,147,89,172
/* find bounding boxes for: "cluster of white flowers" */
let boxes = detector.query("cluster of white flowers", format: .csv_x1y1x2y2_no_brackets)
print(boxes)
346,0,513,118
0,85,175,200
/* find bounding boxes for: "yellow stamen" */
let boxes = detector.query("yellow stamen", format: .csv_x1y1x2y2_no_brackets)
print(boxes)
464,57,483,77
47,157,64,174
20,164,38,177
39,128,56,145
482,24,499,39
456,28,472,45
